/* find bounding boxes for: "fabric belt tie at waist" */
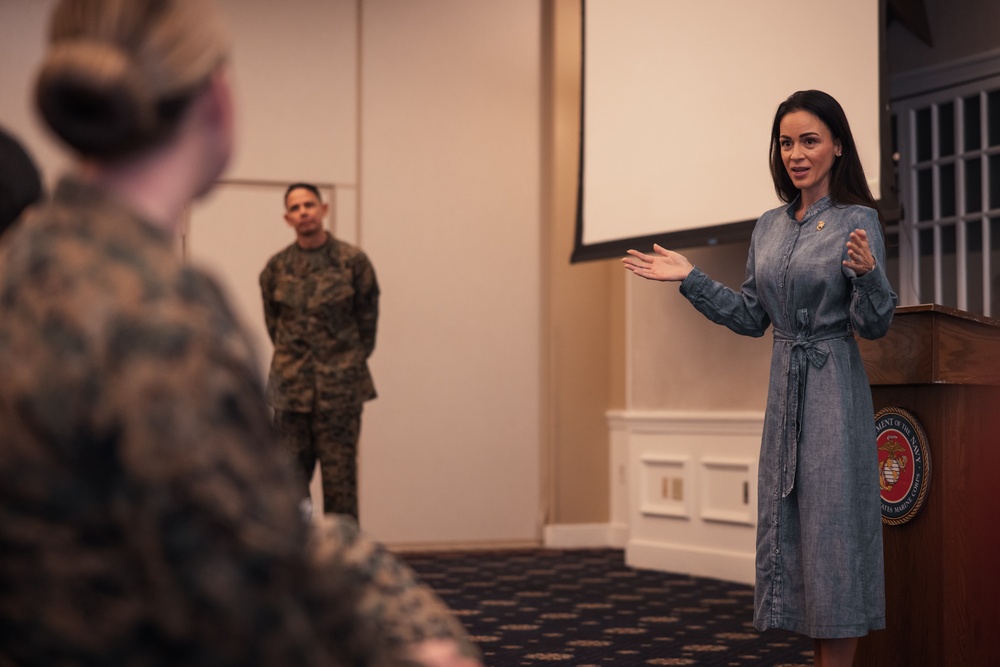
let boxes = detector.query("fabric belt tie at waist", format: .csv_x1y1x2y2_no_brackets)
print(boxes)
773,309,852,498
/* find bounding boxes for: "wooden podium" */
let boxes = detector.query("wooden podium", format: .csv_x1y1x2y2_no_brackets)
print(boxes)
854,305,1000,667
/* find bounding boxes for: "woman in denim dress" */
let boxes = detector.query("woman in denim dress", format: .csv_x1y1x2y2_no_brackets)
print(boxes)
623,90,897,667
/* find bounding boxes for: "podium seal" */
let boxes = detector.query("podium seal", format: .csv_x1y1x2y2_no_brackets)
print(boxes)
874,407,932,525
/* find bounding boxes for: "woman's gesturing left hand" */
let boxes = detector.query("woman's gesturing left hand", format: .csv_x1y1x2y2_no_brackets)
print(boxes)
843,228,876,276
622,243,694,282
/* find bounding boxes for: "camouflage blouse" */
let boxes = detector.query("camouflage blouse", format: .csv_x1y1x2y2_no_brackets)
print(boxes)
0,178,476,666
260,236,379,413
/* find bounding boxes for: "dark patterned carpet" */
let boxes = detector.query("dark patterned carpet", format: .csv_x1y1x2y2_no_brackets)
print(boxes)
402,548,814,667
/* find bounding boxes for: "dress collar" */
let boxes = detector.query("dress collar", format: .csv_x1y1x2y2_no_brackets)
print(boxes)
785,194,833,224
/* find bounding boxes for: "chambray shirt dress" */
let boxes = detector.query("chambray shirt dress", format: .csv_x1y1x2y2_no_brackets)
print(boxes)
679,195,897,638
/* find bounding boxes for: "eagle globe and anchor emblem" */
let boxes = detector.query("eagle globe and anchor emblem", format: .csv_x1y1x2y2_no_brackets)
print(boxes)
879,436,907,491
874,407,932,525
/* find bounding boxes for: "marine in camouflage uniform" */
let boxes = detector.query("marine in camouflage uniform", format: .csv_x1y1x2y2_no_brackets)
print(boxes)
0,177,479,666
260,183,378,518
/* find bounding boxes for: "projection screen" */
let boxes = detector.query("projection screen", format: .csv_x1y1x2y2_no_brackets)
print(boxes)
573,0,888,262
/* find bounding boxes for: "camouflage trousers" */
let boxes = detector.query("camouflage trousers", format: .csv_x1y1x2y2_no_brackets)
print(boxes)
274,407,362,518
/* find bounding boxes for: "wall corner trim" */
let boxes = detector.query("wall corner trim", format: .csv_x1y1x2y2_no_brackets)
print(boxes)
543,523,625,549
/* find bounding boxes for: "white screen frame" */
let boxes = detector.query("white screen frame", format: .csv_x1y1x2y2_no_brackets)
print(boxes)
573,0,892,261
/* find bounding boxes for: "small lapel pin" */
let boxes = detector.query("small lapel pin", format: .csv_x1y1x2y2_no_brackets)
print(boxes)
816,221,825,231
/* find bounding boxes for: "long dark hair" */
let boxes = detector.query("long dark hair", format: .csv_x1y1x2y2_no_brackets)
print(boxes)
768,90,884,226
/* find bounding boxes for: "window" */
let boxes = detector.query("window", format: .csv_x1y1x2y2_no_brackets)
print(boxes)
891,63,1000,318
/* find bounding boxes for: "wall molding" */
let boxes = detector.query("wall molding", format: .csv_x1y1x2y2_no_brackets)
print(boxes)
542,522,626,549
607,409,767,434
608,409,764,585
387,539,541,554
626,539,755,585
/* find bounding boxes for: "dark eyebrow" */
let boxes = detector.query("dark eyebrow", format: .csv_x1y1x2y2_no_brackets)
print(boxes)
779,132,821,140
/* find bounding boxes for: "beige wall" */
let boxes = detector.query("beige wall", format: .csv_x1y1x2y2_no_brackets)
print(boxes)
0,0,68,185
627,243,771,412
543,0,623,526
357,0,542,545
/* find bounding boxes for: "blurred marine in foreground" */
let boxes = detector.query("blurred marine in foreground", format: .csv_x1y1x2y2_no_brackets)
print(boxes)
0,2,481,666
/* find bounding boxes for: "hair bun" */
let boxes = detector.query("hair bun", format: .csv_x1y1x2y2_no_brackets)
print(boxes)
35,39,156,158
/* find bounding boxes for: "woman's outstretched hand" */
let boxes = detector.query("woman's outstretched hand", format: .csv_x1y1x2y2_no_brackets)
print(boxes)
622,244,694,282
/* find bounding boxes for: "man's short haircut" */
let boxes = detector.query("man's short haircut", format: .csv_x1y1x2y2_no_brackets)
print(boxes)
284,182,322,208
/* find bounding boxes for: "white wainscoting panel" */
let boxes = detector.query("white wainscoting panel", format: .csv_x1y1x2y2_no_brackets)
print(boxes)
637,454,692,519
699,458,755,526
608,413,630,547
609,410,764,585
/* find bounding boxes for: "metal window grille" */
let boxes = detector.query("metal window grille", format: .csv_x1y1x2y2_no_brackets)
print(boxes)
891,74,1000,317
